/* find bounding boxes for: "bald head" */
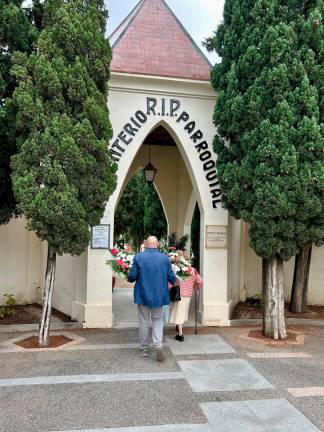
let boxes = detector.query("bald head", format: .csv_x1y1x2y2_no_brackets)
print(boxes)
146,236,159,249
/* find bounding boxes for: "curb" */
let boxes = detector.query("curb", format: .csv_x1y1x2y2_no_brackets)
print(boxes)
229,318,324,327
0,322,82,333
1,319,324,333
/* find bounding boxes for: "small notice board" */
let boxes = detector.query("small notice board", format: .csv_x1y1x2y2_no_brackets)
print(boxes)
91,224,110,249
205,225,227,249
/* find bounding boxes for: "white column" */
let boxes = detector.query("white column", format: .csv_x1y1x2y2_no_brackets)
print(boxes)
200,210,231,326
71,207,113,328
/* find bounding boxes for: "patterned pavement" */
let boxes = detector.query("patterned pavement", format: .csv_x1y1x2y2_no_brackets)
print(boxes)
0,326,323,432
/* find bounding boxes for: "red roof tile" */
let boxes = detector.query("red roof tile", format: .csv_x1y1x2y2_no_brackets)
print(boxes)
110,0,211,81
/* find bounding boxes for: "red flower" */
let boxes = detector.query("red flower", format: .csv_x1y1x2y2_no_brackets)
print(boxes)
117,259,123,266
111,248,118,256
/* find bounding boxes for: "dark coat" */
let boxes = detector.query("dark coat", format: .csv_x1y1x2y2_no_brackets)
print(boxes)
128,248,176,308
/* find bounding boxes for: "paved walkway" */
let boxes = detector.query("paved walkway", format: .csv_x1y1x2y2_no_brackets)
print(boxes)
112,287,198,328
1,325,324,431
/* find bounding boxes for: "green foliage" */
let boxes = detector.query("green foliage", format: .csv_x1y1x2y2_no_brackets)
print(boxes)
144,182,168,239
190,203,200,271
11,0,117,255
208,0,324,260
114,171,167,249
0,1,39,224
0,293,16,318
247,293,263,308
168,232,190,251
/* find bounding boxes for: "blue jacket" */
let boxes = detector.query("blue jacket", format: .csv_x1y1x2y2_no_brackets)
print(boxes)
128,248,176,308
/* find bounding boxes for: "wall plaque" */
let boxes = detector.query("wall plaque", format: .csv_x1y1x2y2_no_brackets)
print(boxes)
206,225,227,249
91,224,110,249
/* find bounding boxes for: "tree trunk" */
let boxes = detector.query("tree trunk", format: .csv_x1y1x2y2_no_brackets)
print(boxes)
289,244,312,314
39,245,56,348
263,255,287,340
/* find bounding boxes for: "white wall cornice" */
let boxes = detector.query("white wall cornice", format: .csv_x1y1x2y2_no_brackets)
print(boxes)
109,72,216,100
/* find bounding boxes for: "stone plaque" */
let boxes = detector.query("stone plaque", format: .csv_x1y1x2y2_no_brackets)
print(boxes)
91,224,110,249
206,225,227,249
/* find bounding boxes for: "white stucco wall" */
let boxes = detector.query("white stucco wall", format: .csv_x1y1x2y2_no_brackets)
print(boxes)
243,231,324,305
0,217,42,304
227,217,242,310
53,252,88,317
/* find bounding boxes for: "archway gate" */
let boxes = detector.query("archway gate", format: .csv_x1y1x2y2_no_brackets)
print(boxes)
70,73,241,328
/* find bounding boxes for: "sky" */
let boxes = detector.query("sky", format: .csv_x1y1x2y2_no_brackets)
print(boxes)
106,0,225,64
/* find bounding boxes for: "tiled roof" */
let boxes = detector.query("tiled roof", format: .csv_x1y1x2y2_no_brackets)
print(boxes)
110,0,211,81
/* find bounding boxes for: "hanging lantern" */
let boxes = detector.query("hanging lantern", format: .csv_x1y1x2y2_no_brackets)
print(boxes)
143,145,157,183
143,162,157,183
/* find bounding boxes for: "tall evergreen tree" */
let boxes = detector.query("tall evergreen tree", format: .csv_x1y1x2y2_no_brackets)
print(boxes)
207,0,323,339
191,203,200,271
11,0,117,346
143,183,167,240
289,1,324,313
114,171,167,249
0,1,38,224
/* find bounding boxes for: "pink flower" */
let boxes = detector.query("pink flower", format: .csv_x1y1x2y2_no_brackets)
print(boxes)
111,248,118,256
169,246,176,251
117,259,123,267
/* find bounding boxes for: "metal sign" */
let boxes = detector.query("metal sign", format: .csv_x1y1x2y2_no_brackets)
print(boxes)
91,224,110,249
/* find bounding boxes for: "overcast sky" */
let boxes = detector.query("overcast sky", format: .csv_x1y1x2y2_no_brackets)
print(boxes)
106,0,225,64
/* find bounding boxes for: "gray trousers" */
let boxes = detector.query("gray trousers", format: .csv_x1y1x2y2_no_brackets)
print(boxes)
138,304,164,349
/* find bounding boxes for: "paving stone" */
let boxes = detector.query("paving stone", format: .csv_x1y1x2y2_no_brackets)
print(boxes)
246,352,311,358
49,425,213,432
0,372,184,387
0,380,206,432
0,347,180,379
178,359,274,392
201,399,321,431
166,335,236,356
287,387,324,397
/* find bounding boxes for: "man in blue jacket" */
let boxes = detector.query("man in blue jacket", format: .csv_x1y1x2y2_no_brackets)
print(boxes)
128,236,176,361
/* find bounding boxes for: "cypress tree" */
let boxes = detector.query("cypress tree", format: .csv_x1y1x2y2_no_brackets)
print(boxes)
191,203,200,271
11,0,117,346
289,1,324,313
114,171,167,249
207,0,323,339
143,183,167,240
0,1,38,224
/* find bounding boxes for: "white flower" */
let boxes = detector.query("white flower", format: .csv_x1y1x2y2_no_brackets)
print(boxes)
172,264,180,273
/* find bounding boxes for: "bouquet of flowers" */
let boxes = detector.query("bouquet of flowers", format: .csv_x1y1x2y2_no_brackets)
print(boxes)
169,249,193,281
159,239,193,280
106,245,134,279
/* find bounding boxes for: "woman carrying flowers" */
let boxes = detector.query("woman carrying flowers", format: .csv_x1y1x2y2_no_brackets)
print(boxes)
169,266,202,342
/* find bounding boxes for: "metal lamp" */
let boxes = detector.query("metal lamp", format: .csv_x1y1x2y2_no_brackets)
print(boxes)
143,145,157,183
